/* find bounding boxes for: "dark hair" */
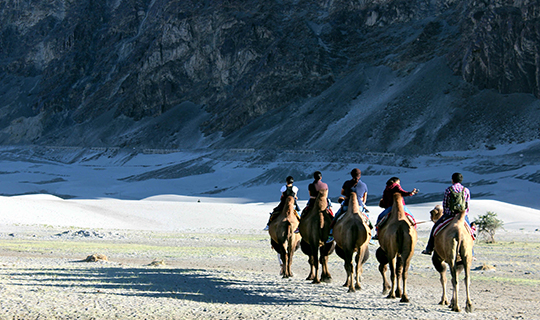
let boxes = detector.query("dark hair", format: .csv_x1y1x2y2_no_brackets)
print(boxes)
452,172,463,184
313,171,322,180
351,168,361,178
386,177,400,186
286,176,294,184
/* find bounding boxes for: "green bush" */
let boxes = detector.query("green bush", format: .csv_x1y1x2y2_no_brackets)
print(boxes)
473,211,504,243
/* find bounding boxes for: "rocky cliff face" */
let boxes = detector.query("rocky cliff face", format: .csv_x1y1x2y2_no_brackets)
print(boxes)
0,0,539,154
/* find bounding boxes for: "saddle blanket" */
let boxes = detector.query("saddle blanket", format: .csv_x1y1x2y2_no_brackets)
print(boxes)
434,217,476,240
301,205,334,218
377,212,417,229
337,210,369,224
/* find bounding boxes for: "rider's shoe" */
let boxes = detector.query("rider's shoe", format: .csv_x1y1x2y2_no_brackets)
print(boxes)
263,225,269,231
421,249,432,255
326,235,334,243
294,227,300,233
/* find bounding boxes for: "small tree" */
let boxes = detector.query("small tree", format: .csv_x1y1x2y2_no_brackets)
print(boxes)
473,211,504,243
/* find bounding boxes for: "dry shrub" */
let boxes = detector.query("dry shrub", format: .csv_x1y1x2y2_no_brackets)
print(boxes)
149,259,165,266
84,254,108,262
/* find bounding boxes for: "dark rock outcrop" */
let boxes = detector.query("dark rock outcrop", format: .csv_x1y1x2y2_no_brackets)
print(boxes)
0,0,539,154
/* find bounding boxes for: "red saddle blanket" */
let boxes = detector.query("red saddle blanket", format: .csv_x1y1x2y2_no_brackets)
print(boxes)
434,217,476,240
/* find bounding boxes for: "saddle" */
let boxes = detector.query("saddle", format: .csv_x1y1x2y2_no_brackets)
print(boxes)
377,212,417,229
301,204,334,219
434,216,475,240
337,209,368,225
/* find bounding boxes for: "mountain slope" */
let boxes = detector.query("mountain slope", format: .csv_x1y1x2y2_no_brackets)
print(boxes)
0,0,539,154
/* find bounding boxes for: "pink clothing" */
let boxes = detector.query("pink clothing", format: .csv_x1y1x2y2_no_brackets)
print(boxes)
309,180,328,198
380,183,414,209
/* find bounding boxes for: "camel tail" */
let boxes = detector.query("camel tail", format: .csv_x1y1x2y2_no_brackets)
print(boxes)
451,236,461,266
396,223,406,253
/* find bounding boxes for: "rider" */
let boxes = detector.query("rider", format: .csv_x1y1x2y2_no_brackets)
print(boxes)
422,172,471,255
304,171,332,213
328,168,370,241
263,176,300,231
373,177,418,240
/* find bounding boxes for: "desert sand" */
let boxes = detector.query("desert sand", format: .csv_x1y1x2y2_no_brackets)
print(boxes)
1,195,539,319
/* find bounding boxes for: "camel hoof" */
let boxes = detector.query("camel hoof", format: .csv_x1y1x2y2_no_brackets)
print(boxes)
382,288,390,296
386,294,396,299
322,277,332,283
439,300,449,306
347,288,355,293
355,284,361,290
466,303,473,313
452,307,461,312
400,295,410,303
342,282,348,287
312,279,321,284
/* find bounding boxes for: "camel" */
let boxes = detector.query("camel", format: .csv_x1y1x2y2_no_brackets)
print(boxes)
333,191,370,292
429,205,474,312
268,195,301,278
299,189,334,283
376,192,417,302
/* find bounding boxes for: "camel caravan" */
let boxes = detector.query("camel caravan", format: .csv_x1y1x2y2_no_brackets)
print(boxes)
266,170,476,313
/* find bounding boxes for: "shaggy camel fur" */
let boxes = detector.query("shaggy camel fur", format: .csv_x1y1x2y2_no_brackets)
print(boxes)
376,193,417,302
430,205,474,312
299,189,334,283
333,191,370,292
269,196,301,278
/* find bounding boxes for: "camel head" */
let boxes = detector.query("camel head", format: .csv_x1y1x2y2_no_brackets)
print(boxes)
430,205,443,222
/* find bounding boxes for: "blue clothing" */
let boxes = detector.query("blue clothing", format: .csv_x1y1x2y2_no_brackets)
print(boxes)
342,179,368,208
376,205,413,226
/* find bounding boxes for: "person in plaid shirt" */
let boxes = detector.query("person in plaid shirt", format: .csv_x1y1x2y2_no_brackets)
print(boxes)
422,172,471,255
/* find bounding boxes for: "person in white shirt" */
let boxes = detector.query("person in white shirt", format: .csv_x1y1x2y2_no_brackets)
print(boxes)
263,176,300,230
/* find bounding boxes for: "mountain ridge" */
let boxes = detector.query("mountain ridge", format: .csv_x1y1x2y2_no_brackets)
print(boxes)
1,0,539,154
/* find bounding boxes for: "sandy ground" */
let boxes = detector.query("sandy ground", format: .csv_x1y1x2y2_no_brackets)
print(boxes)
1,224,539,320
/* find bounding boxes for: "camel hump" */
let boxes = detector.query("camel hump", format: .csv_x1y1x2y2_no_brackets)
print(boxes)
454,210,467,223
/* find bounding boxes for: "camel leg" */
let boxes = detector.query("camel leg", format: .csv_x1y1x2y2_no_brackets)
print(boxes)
344,256,354,292
449,263,461,312
354,250,362,290
395,256,403,299
386,257,397,299
306,255,316,280
399,254,413,303
341,248,354,292
320,244,333,283
311,246,321,284
432,251,448,305
376,248,391,295
286,237,295,278
279,245,290,278
285,247,293,278
320,254,332,283
463,255,473,313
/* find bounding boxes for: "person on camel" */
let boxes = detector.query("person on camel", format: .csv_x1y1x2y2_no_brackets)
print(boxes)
263,176,300,231
328,168,371,242
422,172,471,255
373,177,418,240
303,171,333,215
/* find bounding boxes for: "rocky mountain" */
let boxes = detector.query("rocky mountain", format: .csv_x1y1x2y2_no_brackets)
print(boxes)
1,0,539,154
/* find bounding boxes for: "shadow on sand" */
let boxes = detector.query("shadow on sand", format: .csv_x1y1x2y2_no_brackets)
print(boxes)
6,265,302,305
